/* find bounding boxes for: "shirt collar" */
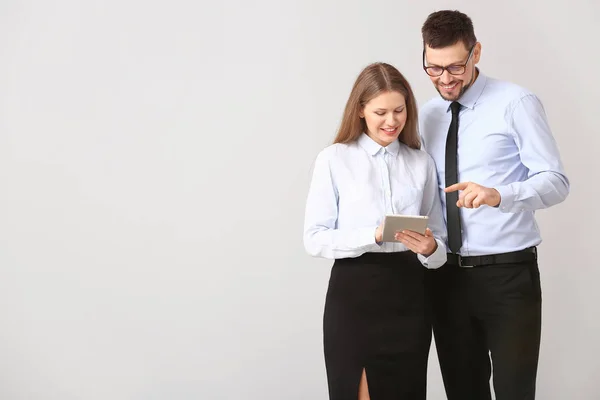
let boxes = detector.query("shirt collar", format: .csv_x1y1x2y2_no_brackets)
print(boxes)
358,133,400,156
446,69,487,112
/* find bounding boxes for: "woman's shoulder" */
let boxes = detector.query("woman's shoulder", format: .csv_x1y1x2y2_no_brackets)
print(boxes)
314,142,356,162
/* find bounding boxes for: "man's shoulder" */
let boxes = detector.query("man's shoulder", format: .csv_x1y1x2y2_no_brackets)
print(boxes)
484,76,536,103
419,96,447,117
418,97,447,143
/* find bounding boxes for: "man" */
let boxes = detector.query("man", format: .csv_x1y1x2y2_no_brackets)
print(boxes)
418,10,569,400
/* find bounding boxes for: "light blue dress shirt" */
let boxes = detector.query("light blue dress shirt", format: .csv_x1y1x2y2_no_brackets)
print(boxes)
303,133,448,269
419,71,570,256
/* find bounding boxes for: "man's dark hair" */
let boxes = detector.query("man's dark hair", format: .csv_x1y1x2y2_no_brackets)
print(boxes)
421,10,477,49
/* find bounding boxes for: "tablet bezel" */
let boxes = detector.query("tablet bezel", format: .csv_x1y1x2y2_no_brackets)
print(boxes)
381,214,429,242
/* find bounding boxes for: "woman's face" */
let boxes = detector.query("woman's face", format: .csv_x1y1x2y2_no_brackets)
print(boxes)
360,91,407,147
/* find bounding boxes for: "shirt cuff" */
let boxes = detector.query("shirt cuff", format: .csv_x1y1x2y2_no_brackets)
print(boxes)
495,184,515,213
360,226,382,250
417,238,447,269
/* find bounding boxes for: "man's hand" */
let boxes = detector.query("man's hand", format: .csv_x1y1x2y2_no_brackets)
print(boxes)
444,181,501,208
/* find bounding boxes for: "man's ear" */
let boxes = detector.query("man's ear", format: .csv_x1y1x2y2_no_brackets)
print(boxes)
473,42,482,64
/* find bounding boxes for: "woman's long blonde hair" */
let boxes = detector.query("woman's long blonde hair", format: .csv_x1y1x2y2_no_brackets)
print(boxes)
333,62,420,149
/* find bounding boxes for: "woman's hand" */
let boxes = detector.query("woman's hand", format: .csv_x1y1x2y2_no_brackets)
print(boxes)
394,228,437,257
375,221,384,244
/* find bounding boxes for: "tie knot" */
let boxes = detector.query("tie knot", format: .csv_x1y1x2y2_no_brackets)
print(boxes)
450,101,461,115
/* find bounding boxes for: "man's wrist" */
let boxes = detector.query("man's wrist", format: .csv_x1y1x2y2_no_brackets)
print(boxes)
492,188,502,207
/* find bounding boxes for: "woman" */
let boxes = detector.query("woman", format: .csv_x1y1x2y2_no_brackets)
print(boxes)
303,62,447,399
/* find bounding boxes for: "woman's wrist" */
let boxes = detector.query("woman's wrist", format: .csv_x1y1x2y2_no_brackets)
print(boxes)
375,226,383,244
421,240,438,257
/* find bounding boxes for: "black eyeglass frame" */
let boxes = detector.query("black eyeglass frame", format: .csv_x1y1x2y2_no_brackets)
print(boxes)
422,44,476,77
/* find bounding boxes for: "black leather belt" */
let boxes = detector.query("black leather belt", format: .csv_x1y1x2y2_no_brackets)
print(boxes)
447,247,537,267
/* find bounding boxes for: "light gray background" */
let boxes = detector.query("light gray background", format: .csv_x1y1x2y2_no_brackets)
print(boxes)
0,0,597,399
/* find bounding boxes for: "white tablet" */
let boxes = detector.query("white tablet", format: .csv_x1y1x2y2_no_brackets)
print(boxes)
382,214,429,242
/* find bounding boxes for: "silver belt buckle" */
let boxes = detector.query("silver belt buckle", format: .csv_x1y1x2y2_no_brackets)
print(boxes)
458,256,473,268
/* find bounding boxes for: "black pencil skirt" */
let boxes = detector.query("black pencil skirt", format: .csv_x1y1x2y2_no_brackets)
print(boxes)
323,251,431,400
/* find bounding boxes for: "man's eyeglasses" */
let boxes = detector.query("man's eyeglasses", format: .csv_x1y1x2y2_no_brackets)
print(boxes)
422,45,475,77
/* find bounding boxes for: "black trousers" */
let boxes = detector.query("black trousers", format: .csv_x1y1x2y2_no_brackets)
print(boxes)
427,259,542,400
324,252,431,400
